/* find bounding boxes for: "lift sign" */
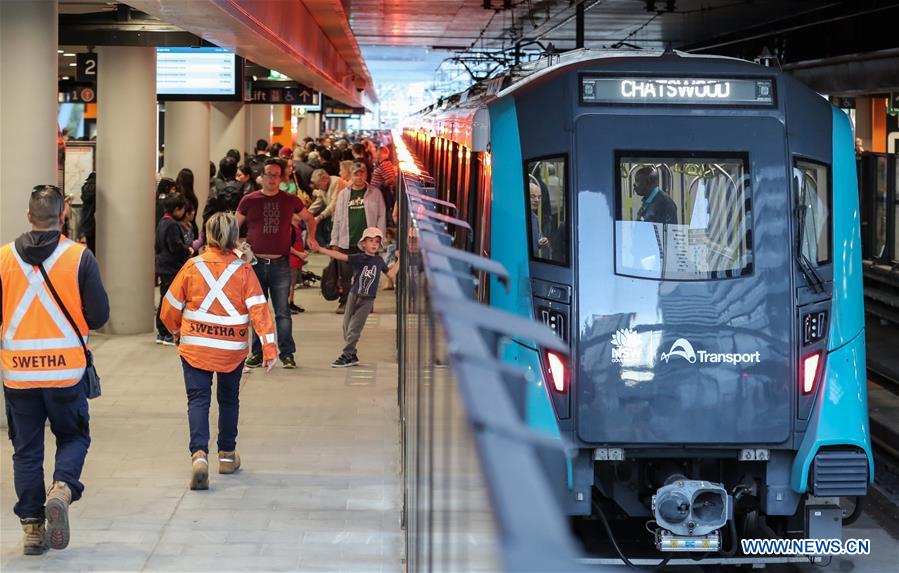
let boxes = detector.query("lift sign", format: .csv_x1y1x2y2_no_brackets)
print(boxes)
581,77,775,106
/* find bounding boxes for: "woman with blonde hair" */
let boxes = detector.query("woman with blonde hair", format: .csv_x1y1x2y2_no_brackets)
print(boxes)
161,212,278,490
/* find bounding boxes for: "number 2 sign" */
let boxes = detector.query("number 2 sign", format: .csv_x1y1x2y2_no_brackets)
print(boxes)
76,53,97,83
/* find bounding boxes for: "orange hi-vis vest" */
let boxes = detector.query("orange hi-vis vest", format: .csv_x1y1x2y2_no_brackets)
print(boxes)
0,238,89,389
161,249,277,372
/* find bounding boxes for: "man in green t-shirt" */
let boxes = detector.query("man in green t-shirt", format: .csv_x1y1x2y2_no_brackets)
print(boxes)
329,161,387,313
347,186,367,248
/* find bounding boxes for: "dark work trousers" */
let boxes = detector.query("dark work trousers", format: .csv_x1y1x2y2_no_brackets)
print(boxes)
156,276,174,337
249,257,294,358
342,291,375,357
181,358,243,455
4,378,90,520
337,247,361,304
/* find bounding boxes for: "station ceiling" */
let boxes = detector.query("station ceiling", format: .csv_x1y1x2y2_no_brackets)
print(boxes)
347,0,819,51
57,0,899,99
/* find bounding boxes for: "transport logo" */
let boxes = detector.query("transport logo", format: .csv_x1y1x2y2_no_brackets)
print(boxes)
610,330,762,366
660,338,697,363
660,337,761,365
611,328,642,363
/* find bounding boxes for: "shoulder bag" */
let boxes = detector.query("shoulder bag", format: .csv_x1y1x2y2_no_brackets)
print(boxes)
37,264,101,399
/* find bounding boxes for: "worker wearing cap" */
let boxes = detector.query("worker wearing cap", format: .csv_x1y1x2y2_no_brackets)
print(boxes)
329,161,386,314
160,212,278,490
1,185,109,556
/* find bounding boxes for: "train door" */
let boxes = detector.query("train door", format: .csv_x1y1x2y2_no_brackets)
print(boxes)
573,114,795,446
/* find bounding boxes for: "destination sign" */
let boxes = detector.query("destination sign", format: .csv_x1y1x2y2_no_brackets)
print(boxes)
581,77,775,106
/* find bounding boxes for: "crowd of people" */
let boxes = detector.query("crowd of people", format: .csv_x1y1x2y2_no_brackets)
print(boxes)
2,132,400,556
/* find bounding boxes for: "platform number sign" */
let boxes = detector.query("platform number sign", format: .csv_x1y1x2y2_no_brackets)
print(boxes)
76,53,98,83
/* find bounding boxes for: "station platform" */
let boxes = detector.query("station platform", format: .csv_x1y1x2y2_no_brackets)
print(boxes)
0,255,402,572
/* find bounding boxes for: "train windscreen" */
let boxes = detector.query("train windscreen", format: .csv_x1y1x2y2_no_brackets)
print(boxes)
615,155,752,280
793,160,831,266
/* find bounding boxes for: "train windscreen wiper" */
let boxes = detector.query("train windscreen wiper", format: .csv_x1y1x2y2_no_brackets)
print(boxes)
795,197,825,294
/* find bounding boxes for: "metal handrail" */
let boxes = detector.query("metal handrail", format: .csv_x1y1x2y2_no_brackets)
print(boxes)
396,152,602,571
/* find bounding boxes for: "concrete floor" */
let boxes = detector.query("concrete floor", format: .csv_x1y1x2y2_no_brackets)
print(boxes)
0,255,402,572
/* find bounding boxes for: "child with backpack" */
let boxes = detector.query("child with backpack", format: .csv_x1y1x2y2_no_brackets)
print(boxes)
154,192,193,345
315,227,398,367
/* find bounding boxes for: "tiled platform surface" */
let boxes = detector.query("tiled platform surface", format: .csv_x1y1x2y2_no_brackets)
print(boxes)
1,255,402,572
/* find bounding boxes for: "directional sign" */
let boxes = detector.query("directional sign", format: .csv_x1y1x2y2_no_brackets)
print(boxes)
247,80,319,106
322,96,365,116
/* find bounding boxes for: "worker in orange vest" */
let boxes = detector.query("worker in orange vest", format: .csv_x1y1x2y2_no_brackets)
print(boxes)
161,212,278,490
1,185,109,556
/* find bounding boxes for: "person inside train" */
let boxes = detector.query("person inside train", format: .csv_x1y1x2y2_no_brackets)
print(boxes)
528,175,552,258
633,166,677,225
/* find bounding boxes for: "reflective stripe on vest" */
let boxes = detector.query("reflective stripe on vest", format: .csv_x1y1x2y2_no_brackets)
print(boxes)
180,336,248,351
1,239,87,389
180,258,250,351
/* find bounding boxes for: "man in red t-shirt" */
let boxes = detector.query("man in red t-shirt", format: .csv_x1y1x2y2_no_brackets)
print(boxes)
236,158,319,369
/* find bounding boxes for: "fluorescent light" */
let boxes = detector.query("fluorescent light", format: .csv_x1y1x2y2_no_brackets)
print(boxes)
69,63,76,67
61,76,70,80
57,49,64,54
63,52,76,57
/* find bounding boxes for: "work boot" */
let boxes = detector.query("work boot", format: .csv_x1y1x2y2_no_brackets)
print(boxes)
218,450,241,474
244,354,263,369
45,481,72,550
190,451,209,490
21,518,47,556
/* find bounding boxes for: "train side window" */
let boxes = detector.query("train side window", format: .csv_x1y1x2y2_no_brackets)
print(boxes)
525,157,569,266
615,154,753,280
793,160,831,266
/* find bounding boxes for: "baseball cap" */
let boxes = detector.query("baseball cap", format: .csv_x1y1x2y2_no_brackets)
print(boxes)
357,226,384,249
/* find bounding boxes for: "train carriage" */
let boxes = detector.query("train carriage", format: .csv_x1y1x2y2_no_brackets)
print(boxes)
401,49,873,563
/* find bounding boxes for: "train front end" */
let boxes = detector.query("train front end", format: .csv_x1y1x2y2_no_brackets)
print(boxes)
488,52,873,558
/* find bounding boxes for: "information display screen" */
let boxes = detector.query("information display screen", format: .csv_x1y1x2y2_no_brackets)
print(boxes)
581,76,775,107
157,47,241,100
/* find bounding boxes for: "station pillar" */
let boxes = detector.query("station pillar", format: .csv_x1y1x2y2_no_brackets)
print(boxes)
0,0,58,244
295,113,321,143
165,101,212,213
96,46,156,334
246,104,273,151
210,102,246,165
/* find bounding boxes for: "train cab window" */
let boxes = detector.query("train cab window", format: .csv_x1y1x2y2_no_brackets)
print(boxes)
793,160,831,265
616,155,752,280
525,157,569,266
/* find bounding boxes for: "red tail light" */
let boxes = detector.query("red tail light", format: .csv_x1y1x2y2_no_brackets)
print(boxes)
547,351,567,393
802,352,820,394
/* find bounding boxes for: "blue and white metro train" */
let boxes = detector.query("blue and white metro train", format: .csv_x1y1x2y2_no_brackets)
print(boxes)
402,49,873,561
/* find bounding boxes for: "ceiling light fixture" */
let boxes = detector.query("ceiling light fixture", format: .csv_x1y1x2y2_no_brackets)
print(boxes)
57,49,63,54
61,76,70,80
63,52,76,57
69,63,77,67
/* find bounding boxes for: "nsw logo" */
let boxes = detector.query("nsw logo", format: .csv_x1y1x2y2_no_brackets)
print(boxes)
611,328,642,363
660,338,697,363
